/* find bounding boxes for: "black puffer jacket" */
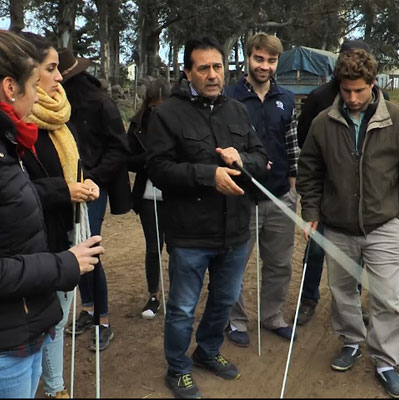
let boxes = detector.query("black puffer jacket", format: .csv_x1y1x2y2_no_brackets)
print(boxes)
146,78,268,248
0,111,80,352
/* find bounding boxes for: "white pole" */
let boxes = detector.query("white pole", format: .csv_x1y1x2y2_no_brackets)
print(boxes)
255,203,261,357
153,187,166,316
70,286,77,398
95,325,100,398
280,242,311,398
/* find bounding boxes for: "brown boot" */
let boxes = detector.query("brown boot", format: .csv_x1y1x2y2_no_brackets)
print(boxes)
46,389,70,398
55,389,70,398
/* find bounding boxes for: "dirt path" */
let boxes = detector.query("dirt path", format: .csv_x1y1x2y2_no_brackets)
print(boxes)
40,208,388,398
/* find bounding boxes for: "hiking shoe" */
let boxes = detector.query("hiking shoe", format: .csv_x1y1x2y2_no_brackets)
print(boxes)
165,372,202,399
226,328,250,347
141,296,160,319
297,299,317,326
66,310,94,335
192,349,240,380
331,346,362,371
376,369,399,398
89,325,114,352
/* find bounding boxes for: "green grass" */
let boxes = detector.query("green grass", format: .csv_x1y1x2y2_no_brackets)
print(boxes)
387,89,399,105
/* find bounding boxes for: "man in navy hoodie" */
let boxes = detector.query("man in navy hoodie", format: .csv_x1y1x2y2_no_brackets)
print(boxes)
226,33,300,346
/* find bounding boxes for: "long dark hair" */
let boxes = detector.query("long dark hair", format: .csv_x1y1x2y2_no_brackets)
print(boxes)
133,77,171,128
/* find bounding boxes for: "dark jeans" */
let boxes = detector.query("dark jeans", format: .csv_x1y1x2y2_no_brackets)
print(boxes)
301,223,325,303
165,242,248,374
79,190,109,317
139,199,165,294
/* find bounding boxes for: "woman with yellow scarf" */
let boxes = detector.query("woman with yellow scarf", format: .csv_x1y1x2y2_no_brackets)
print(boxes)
20,32,99,399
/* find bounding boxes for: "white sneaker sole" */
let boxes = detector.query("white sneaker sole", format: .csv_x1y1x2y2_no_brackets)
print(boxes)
142,309,157,319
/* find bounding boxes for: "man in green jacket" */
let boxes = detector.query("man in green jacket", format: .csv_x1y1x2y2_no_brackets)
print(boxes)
297,48,399,398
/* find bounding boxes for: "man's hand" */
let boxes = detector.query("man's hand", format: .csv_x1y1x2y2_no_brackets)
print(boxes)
216,147,243,168
215,167,244,195
304,221,318,242
69,235,104,274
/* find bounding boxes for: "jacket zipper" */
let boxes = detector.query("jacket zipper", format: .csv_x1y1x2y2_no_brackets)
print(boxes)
23,297,29,314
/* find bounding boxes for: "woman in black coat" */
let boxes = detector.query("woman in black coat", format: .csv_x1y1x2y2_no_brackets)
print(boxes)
128,78,170,319
0,30,103,399
58,48,131,351
21,32,99,398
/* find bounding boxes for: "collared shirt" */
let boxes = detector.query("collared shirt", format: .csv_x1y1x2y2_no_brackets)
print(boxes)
343,92,375,151
244,77,300,177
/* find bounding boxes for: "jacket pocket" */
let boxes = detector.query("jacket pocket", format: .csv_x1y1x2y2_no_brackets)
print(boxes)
228,124,249,151
181,129,212,161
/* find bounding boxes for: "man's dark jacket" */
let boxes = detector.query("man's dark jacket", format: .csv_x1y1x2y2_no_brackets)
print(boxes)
68,92,131,215
226,77,295,198
146,78,268,249
0,111,80,351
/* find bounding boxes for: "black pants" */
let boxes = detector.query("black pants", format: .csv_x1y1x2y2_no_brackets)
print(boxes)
139,199,165,294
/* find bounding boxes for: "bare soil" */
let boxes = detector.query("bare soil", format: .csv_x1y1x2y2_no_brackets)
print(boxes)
38,202,387,398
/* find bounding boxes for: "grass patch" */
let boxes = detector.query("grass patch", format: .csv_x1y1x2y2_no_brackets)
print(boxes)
386,89,399,105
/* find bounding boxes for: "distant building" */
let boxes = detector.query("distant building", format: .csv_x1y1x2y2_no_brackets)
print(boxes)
127,63,136,81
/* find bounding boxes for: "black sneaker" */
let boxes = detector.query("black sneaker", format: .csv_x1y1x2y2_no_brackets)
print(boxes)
297,299,317,326
141,296,160,319
331,346,362,371
165,372,202,399
376,369,399,398
66,310,94,335
192,349,240,380
89,325,114,352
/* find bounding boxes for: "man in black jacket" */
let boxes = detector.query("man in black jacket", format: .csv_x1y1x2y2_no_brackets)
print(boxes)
146,37,267,399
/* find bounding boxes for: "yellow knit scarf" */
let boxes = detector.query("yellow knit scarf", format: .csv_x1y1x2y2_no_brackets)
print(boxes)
28,85,80,183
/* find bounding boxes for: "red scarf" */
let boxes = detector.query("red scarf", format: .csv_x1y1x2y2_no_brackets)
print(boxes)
0,102,38,156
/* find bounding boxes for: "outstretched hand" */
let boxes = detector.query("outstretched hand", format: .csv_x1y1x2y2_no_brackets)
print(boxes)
69,235,104,275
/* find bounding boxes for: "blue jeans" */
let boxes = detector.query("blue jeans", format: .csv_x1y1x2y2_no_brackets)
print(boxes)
165,242,248,374
78,190,109,317
301,223,325,302
42,291,73,396
0,335,50,398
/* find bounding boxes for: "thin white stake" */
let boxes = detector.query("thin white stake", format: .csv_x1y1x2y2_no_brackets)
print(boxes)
280,242,311,398
70,286,77,398
255,203,261,357
95,325,100,398
153,187,166,316
233,164,394,396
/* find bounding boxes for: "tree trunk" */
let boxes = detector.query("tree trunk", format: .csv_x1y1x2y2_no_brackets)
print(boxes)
172,41,180,81
108,0,120,85
94,0,111,86
9,0,25,32
56,0,78,49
